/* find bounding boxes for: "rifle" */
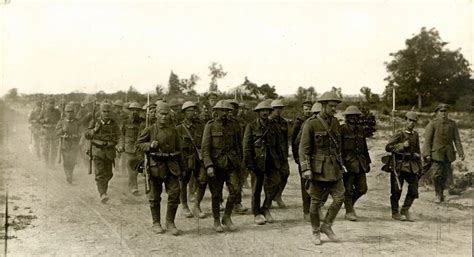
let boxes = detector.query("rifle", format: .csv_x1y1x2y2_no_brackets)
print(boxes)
143,94,151,193
58,135,63,164
391,87,402,191
88,101,96,175
182,123,202,162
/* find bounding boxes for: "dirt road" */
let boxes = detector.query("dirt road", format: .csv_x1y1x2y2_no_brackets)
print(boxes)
1,111,472,256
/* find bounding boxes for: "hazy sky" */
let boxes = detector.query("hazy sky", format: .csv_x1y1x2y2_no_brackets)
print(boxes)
0,0,472,96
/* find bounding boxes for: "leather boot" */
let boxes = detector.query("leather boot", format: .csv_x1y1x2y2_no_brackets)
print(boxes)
150,205,164,234
165,206,180,236
401,198,415,222
312,232,322,245
214,218,223,233
262,209,274,223
222,215,237,231
234,203,248,214
320,223,339,242
192,203,206,219
344,198,357,221
182,204,194,218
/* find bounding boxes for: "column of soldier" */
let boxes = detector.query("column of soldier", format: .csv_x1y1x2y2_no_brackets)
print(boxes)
28,90,464,245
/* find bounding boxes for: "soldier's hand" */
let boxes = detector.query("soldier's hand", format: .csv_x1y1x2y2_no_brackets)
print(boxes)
116,145,124,153
424,156,431,162
207,167,215,177
150,140,159,149
302,170,312,180
403,140,410,148
93,122,102,133
460,154,465,161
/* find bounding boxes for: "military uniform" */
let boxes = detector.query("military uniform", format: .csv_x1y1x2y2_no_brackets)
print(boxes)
28,103,43,158
299,92,344,245
55,105,82,184
202,100,241,232
118,104,143,194
422,104,464,202
270,112,290,207
176,115,205,215
340,106,371,220
85,104,120,202
243,117,283,223
136,112,186,235
38,100,61,166
385,113,421,221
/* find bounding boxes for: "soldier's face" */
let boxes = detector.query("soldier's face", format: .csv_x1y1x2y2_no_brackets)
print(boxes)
156,109,170,124
130,109,139,119
273,107,283,116
303,105,312,118
437,110,448,119
323,101,338,117
65,110,74,120
216,109,227,120
47,102,54,110
209,98,217,107
345,115,359,124
101,110,111,121
184,107,196,120
258,109,270,119
406,118,416,130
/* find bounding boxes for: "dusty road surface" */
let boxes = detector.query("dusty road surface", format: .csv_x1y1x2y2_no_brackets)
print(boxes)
0,110,472,257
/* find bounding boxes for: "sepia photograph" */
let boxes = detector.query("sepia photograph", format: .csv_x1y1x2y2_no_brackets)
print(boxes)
0,0,472,256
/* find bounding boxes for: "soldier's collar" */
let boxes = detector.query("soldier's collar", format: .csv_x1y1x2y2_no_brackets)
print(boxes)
100,119,111,125
404,129,413,134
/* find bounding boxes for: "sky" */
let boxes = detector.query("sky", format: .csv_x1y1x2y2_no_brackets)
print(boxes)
0,0,472,97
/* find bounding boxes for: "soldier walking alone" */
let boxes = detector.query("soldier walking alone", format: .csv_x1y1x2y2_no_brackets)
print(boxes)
299,91,345,245
422,103,464,203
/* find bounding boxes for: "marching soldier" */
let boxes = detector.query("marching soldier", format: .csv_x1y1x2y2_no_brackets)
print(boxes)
299,91,345,245
176,101,206,218
202,100,241,232
291,99,314,220
269,99,290,208
422,103,464,203
28,101,43,158
55,104,82,184
85,103,120,203
38,97,61,166
116,102,144,195
227,99,249,214
340,106,371,221
385,112,421,221
77,95,98,169
136,101,186,235
243,100,282,225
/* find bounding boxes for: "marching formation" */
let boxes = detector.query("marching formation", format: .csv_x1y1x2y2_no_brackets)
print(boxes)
27,91,465,245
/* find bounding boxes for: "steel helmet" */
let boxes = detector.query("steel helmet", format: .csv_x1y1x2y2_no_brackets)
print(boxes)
181,101,197,111
212,100,234,110
271,99,285,108
253,100,273,111
343,105,362,116
317,91,342,103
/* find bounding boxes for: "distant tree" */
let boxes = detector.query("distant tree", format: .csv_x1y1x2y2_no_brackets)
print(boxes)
5,88,18,101
208,62,227,92
179,74,200,96
258,84,278,99
243,77,260,99
155,84,164,98
384,27,471,109
331,87,342,98
168,71,183,96
360,87,372,102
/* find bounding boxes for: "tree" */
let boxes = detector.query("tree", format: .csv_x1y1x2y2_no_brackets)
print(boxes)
155,84,164,98
168,71,183,96
5,88,18,101
360,87,372,102
179,74,199,96
384,27,471,109
331,87,342,98
243,77,260,99
208,62,227,92
259,84,278,99
295,86,317,101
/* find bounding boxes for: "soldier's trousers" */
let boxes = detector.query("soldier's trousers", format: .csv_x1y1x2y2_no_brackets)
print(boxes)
307,179,345,232
343,172,368,212
123,153,138,191
274,161,290,200
208,167,240,219
61,146,79,183
148,174,181,224
251,167,281,216
180,165,205,208
93,157,114,196
193,166,208,207
390,171,418,214
298,164,311,214
42,135,58,166
431,160,452,196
